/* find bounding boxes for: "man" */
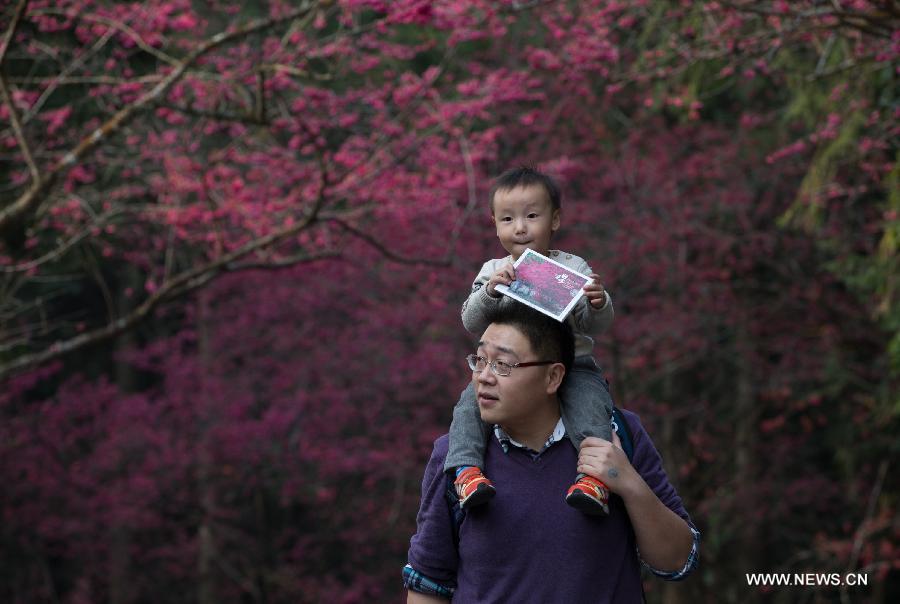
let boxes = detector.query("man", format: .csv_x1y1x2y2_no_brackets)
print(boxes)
404,305,699,602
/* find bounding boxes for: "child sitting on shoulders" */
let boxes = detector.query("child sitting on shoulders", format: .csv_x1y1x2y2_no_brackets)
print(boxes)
448,166,616,515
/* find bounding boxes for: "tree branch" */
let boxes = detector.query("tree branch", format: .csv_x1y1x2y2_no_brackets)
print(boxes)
18,25,118,128
451,132,481,255
0,149,331,379
721,0,898,38
6,74,163,86
0,72,40,186
328,217,452,267
0,0,327,240
0,0,28,69
28,8,180,66
225,250,341,272
845,459,889,575
162,102,269,126
0,209,127,274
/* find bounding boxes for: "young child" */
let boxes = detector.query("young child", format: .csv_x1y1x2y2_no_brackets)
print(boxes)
447,166,616,515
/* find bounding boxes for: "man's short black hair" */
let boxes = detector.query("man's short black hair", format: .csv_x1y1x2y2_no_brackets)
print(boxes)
489,166,562,213
486,303,574,373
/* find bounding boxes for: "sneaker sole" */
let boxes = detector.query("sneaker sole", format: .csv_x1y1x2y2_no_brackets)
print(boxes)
461,484,496,510
565,490,610,516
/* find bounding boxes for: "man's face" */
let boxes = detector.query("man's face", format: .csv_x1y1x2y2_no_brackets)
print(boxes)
491,185,560,261
472,322,558,428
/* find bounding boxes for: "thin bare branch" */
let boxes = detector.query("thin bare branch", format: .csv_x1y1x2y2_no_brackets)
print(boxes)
226,250,341,271
330,46,456,184
80,246,116,325
448,132,480,255
0,72,40,185
845,459,889,573
0,0,327,239
6,74,163,86
0,153,331,379
0,0,28,68
0,335,28,355
28,8,179,66
162,103,269,126
1,209,126,273
205,528,260,601
19,26,118,127
329,217,452,267
265,62,334,81
721,0,897,38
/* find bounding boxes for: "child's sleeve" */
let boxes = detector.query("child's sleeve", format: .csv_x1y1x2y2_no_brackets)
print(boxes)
460,259,503,335
569,256,614,335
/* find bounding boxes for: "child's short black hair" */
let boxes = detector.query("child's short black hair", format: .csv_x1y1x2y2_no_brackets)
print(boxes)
489,166,562,213
486,303,574,373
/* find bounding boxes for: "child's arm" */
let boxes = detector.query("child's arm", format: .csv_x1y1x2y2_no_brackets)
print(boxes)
461,259,513,335
569,260,614,335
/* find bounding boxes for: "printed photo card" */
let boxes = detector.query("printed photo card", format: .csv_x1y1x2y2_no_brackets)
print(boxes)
495,248,591,322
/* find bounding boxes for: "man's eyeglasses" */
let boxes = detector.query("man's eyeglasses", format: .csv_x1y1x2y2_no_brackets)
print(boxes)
466,354,557,377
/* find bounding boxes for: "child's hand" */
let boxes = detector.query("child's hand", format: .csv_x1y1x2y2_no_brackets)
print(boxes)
583,273,608,308
486,263,516,298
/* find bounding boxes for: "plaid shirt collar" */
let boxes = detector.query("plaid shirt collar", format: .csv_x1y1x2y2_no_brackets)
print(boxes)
494,418,566,457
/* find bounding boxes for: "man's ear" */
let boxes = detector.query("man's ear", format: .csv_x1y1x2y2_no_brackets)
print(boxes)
546,363,566,395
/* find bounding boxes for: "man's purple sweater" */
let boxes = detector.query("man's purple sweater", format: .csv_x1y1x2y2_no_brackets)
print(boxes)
407,410,696,603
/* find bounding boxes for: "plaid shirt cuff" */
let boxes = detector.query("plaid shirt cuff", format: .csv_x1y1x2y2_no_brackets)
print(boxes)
638,526,700,581
640,527,701,581
403,564,455,599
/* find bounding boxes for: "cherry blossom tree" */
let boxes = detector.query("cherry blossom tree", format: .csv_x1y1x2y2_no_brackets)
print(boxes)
2,1,897,602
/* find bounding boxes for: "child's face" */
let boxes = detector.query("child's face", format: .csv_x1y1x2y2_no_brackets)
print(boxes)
491,185,560,260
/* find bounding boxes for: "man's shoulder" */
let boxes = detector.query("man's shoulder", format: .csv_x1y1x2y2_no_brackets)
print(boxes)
619,408,642,431
432,433,450,455
425,434,451,469
618,408,651,449
616,408,670,469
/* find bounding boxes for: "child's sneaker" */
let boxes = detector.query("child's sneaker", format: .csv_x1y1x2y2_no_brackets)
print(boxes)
565,475,610,516
454,467,496,509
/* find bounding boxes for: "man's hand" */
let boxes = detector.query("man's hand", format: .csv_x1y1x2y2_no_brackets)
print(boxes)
579,431,695,573
583,273,608,309
486,263,516,297
576,432,638,498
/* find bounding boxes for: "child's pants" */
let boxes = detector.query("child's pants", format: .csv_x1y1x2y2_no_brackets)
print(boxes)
444,355,614,472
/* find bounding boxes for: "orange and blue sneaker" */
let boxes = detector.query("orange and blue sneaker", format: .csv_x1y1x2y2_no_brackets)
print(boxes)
454,467,496,510
565,475,610,516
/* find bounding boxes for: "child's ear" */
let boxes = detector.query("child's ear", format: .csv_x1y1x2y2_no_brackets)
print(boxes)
551,209,561,233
